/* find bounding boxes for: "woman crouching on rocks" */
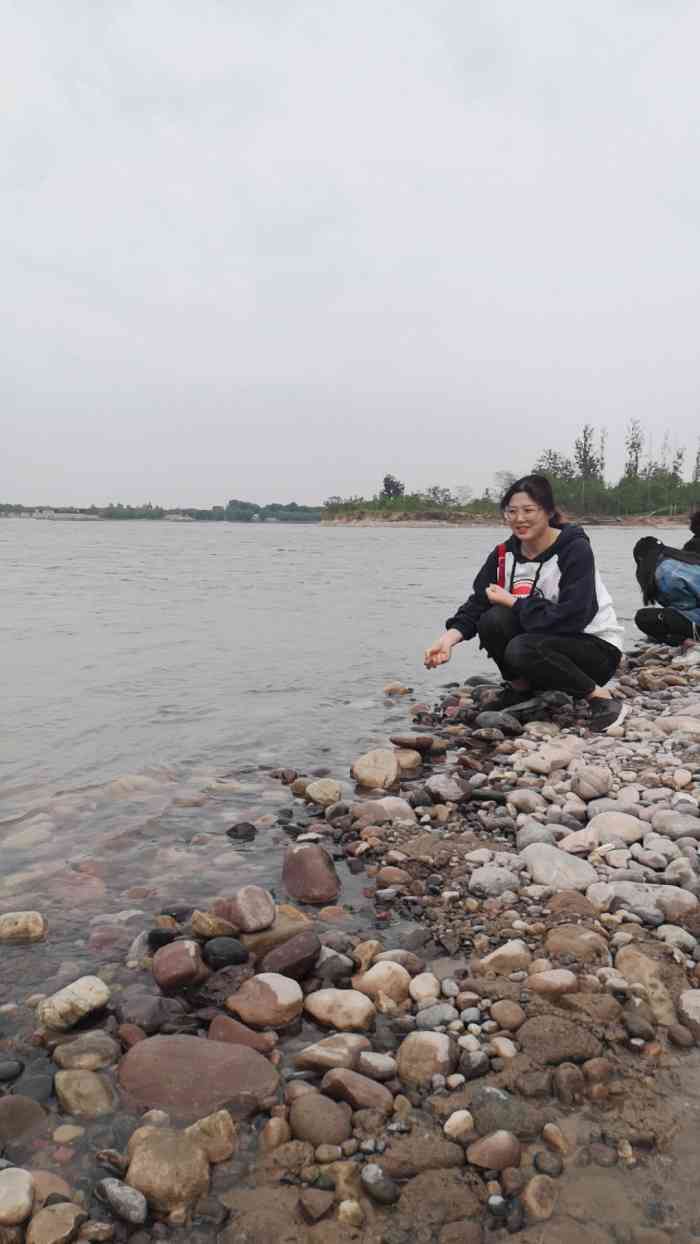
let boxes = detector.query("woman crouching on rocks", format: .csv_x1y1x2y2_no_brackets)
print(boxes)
423,474,626,734
633,536,700,646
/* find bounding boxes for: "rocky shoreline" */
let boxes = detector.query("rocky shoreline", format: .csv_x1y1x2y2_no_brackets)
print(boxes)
1,642,700,1244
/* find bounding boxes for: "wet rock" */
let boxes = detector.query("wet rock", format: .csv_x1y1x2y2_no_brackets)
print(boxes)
469,866,519,897
303,988,376,1030
490,1001,526,1030
443,1109,475,1143
517,1015,602,1064
282,844,340,905
520,844,596,890
614,946,676,1024
295,1033,371,1072
417,1002,459,1028
480,939,531,974
528,969,578,996
677,990,700,1040
475,710,523,735
545,925,609,965
361,1163,400,1205
424,773,467,803
119,1035,279,1116
126,1129,209,1215
37,977,110,1031
353,961,411,1003
553,1063,585,1105
54,1071,115,1118
357,1051,396,1081
25,1202,88,1244
0,912,47,944
396,1031,457,1088
288,1093,352,1146
218,886,275,933
225,822,257,842
298,1187,335,1222
351,749,400,790
185,1110,237,1163
410,972,441,1002
206,1015,276,1054
96,1178,147,1225
0,1168,34,1226
260,930,321,979
190,910,239,939
668,1023,694,1048
53,1033,121,1071
0,1060,23,1082
114,989,187,1035
521,1173,557,1221
201,938,249,970
321,1068,393,1113
226,972,303,1028
469,1086,543,1138
304,778,342,807
238,905,312,956
0,1097,47,1149
467,1130,521,1170
379,1133,465,1179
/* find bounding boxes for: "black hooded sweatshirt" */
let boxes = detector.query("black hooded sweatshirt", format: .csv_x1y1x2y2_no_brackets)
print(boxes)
446,523,624,651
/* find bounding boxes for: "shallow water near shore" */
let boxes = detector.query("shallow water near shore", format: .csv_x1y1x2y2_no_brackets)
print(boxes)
2,519,700,1242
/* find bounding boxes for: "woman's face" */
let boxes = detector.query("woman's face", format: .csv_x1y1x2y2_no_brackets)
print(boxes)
504,491,550,542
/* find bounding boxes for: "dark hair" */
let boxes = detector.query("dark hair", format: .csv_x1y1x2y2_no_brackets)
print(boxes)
500,474,562,525
690,506,700,537
633,536,662,604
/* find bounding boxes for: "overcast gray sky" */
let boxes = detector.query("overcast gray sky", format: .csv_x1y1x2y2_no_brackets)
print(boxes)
3,1,700,506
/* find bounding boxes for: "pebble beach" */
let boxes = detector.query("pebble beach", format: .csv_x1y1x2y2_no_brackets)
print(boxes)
2,640,700,1244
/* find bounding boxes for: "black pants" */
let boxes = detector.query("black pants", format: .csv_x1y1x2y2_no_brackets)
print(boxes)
477,605,621,698
635,607,695,645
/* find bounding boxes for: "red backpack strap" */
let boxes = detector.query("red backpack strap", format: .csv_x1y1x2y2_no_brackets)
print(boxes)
497,543,507,588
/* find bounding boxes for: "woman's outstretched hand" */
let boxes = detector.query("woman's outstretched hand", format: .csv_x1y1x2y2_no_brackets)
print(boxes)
424,629,462,669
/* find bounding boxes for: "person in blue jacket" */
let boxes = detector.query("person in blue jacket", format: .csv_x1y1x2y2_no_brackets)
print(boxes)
633,535,700,645
424,474,626,733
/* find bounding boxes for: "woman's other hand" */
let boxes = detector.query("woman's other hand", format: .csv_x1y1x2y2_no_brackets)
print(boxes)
486,584,517,608
423,629,462,669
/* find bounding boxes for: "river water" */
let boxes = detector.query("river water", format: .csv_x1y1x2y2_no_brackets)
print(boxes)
2,518,700,1242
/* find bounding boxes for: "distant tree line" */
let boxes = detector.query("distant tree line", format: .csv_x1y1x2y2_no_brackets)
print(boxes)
0,498,322,523
323,424,700,520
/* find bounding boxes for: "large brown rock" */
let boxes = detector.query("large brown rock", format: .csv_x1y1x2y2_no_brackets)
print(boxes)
378,1132,465,1179
214,886,275,933
294,1034,371,1072
26,1202,87,1244
320,1068,393,1113
54,1070,115,1118
517,1016,602,1065
119,1035,279,1118
397,1169,480,1231
0,1097,47,1149
226,973,303,1028
545,925,609,965
396,1031,457,1088
351,749,400,790
239,905,312,957
126,1129,209,1214
152,940,208,991
288,1094,352,1147
467,1130,521,1170
303,988,376,1031
207,1015,277,1054
260,930,321,979
282,844,340,905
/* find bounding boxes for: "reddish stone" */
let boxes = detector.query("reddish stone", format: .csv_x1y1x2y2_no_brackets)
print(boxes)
119,1034,279,1118
260,930,321,980
282,844,340,905
320,1068,394,1113
118,1023,147,1048
208,1014,277,1054
213,886,275,933
152,940,208,991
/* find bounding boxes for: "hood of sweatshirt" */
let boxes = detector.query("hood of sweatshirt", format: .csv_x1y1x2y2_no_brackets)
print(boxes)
505,522,589,562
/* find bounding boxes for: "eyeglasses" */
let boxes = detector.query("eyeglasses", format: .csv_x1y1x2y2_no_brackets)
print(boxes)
504,506,541,520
